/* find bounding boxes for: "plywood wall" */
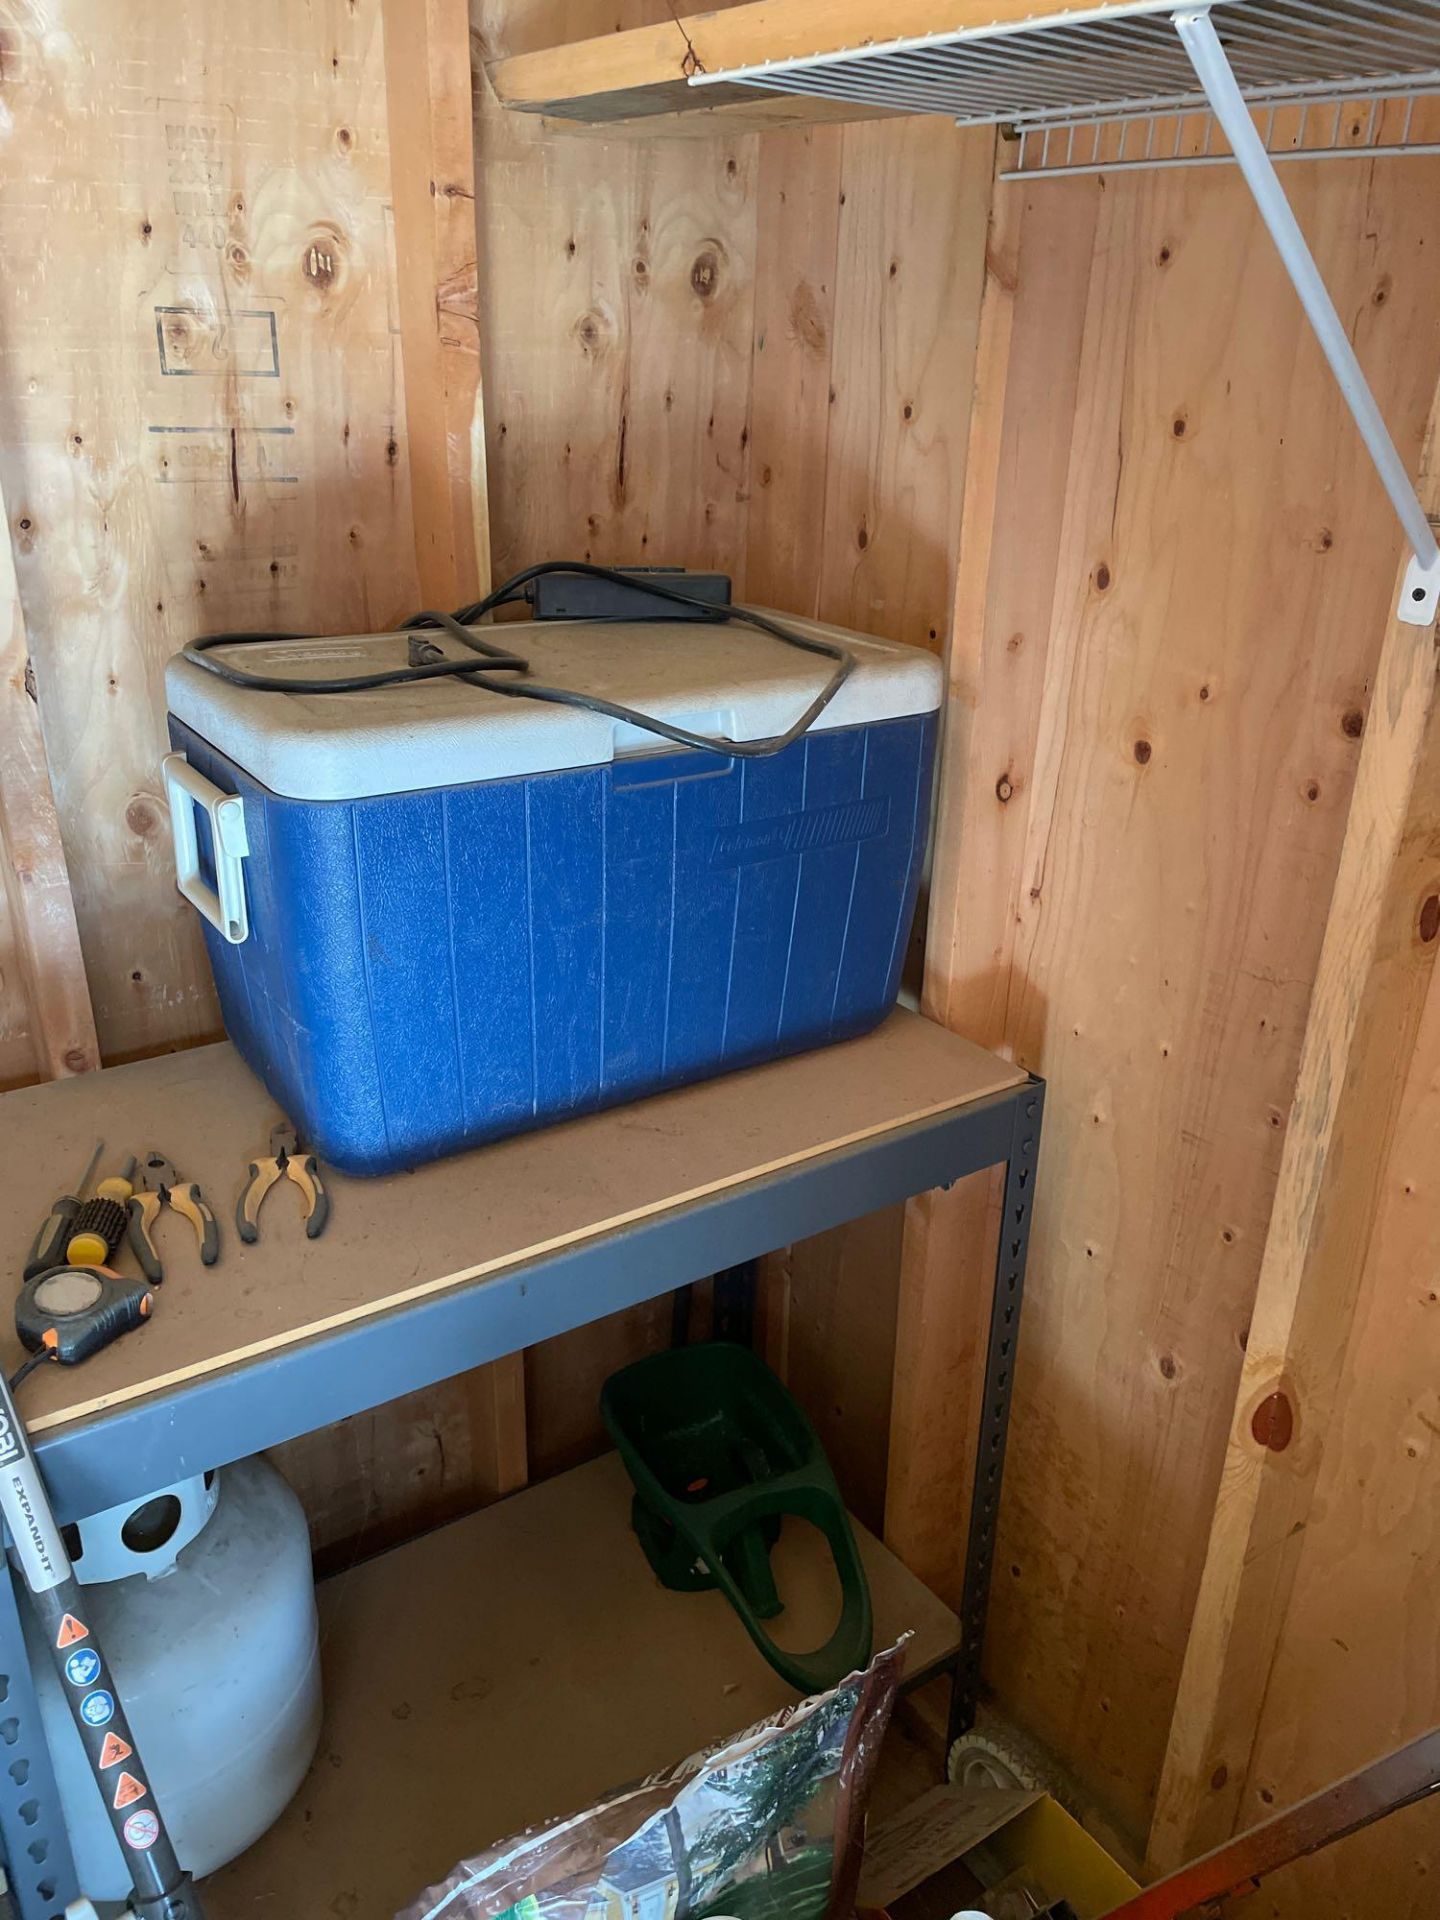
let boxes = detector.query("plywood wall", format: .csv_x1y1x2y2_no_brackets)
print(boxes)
471,0,991,1475
908,155,1440,1852
0,0,427,1067
0,0,520,1560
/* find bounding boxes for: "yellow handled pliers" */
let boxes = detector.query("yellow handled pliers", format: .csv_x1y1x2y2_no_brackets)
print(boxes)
236,1123,330,1245
127,1152,220,1283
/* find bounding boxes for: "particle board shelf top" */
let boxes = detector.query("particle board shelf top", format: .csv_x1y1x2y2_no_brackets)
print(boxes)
0,1011,1023,1436
202,1451,962,1920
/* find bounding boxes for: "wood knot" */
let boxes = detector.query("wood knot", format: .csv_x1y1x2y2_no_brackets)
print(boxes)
1094,562,1111,591
1133,738,1152,766
302,227,346,292
1158,1352,1178,1381
995,773,1014,804
1251,1390,1294,1454
62,1047,93,1074
789,281,826,356
573,309,609,355
126,797,161,838
1420,893,1440,944
1210,1764,1229,1792
690,247,722,300
1341,707,1365,739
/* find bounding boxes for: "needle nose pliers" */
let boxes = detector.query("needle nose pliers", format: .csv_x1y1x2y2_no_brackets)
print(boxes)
127,1153,220,1282
236,1123,330,1245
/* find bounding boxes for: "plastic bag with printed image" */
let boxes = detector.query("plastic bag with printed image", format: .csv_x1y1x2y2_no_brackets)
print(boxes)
396,1639,905,1920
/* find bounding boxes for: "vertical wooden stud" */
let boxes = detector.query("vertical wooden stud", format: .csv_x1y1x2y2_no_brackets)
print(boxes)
1150,392,1440,1868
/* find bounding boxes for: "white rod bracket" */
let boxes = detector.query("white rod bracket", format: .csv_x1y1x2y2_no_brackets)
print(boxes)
1402,550,1440,629
1174,7,1440,621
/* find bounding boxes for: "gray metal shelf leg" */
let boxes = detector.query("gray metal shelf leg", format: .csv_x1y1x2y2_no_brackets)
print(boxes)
948,1078,1045,1749
0,1560,79,1920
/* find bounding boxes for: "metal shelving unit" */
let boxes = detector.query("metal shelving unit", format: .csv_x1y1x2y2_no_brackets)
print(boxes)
0,1017,1042,1919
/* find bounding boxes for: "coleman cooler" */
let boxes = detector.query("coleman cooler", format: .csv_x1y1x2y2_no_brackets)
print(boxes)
163,614,942,1175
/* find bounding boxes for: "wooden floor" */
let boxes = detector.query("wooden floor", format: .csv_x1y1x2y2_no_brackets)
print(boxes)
203,1451,961,1919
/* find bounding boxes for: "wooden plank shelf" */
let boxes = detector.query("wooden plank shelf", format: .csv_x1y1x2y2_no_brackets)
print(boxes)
203,1451,961,1920
484,1,1078,129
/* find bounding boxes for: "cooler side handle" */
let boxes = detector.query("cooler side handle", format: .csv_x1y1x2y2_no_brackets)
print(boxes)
162,751,251,945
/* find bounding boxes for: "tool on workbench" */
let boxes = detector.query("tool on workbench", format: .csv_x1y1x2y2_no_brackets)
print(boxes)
0,1349,203,1917
235,1121,330,1244
65,1154,139,1268
12,1264,155,1386
126,1153,220,1284
24,1137,104,1281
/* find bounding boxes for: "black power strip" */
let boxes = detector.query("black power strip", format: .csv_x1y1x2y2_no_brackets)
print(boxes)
526,566,732,622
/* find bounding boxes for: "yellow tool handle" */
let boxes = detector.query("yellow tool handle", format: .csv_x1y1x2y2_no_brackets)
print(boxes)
171,1182,220,1265
126,1191,165,1282
235,1158,284,1245
284,1153,331,1240
66,1230,112,1266
65,1163,140,1267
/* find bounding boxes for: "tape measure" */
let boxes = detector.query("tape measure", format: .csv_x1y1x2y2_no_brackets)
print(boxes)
16,1265,153,1367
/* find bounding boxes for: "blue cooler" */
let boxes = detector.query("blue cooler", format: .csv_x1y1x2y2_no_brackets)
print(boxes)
163,614,941,1175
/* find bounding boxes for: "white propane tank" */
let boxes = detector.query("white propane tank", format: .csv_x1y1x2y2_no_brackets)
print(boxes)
21,1455,321,1902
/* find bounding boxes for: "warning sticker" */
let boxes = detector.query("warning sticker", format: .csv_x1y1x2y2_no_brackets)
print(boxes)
112,1771,147,1810
80,1689,115,1728
123,1808,159,1852
64,1647,102,1689
99,1731,133,1770
56,1613,89,1649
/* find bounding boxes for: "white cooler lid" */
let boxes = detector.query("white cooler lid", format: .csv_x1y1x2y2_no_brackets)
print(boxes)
164,610,942,802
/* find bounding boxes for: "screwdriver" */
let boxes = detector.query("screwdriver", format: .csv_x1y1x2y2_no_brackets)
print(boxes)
23,1138,104,1281
64,1154,138,1267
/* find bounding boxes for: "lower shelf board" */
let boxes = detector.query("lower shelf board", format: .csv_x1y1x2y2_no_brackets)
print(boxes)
202,1451,960,1919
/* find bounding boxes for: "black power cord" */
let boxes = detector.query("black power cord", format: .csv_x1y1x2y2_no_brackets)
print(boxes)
183,560,856,760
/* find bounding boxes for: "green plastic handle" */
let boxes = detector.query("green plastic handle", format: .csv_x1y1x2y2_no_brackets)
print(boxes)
702,1484,874,1696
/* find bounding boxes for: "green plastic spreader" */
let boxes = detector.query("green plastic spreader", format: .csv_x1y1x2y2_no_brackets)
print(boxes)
601,1342,873,1694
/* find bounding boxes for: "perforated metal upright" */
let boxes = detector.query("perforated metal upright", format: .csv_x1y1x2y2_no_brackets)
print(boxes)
951,1078,1045,1745
0,1569,79,1920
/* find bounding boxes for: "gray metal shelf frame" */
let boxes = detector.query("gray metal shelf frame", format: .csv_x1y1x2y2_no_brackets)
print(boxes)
0,1070,1044,1920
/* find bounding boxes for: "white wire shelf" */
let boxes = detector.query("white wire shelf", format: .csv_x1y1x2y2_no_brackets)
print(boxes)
1006,86,1440,175
687,0,1440,135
